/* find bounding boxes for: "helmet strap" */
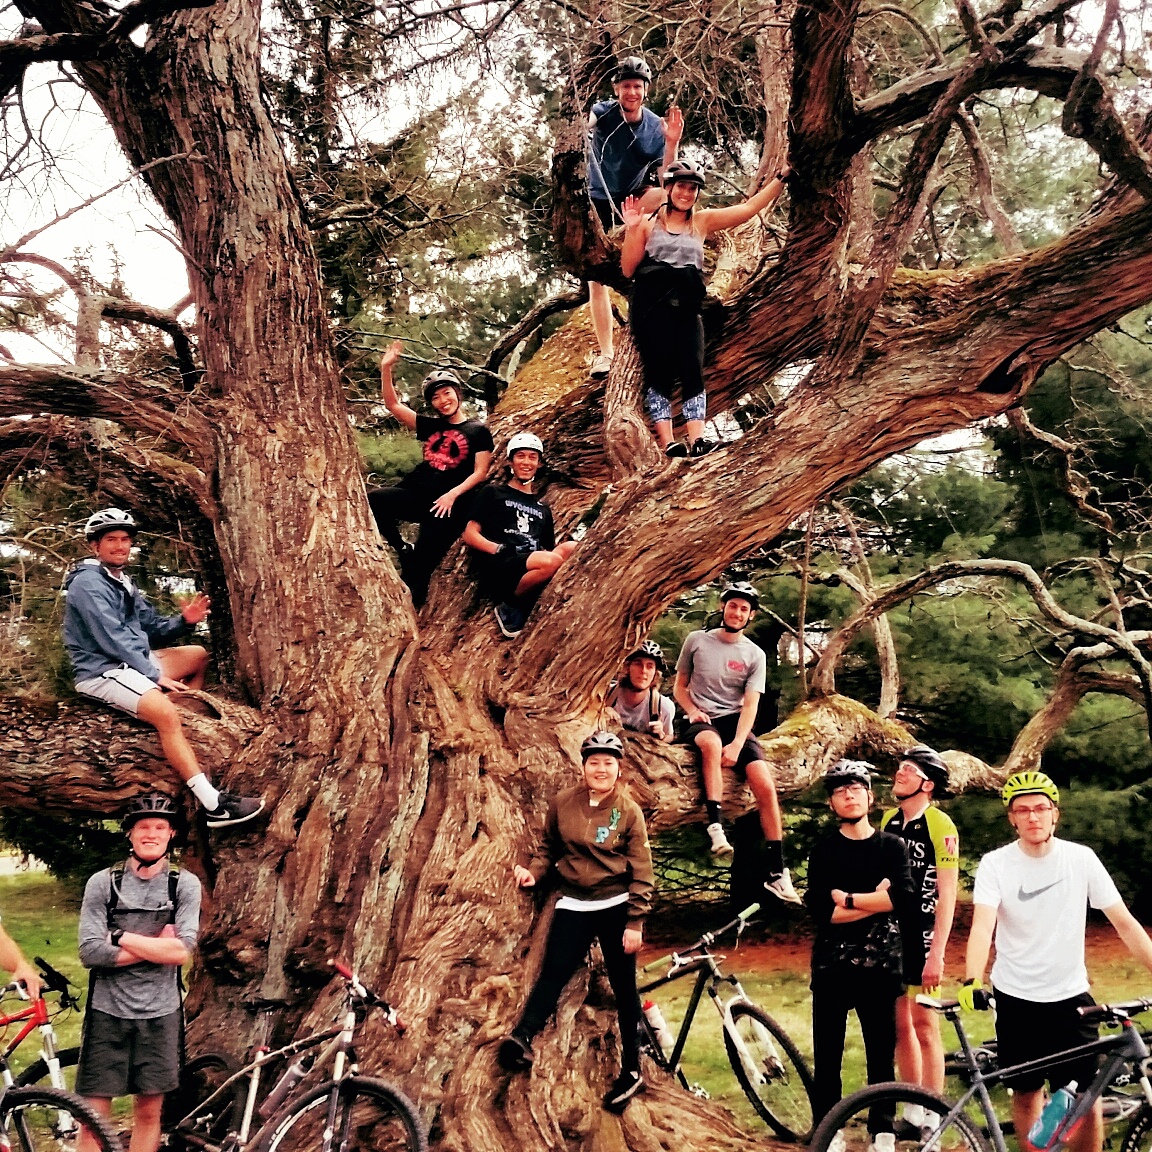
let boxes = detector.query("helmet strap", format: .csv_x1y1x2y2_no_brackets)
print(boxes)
838,812,870,828
130,847,170,867
720,622,742,633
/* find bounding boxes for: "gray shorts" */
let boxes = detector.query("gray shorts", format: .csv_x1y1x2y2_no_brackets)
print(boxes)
76,1008,182,1097
75,666,159,717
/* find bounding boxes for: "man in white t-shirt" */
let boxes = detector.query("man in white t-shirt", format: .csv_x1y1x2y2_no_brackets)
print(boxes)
962,769,1152,1152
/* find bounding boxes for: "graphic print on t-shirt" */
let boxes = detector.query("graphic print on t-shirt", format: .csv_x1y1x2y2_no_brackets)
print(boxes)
424,427,472,471
727,658,747,675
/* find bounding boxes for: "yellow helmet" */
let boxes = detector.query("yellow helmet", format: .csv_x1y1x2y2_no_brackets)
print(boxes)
1001,770,1059,807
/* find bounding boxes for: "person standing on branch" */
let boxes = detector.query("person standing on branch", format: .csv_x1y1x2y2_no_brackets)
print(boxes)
674,581,800,904
63,510,265,829
498,730,654,1114
963,770,1152,1152
585,56,683,381
76,794,202,1152
606,640,675,741
462,432,577,639
620,161,791,457
367,342,494,607
806,761,914,1145
881,745,959,1138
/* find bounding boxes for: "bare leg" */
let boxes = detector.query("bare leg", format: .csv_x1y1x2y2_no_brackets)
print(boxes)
136,688,202,783
744,760,784,841
513,543,577,597
1012,1089,1044,1152
694,729,724,806
154,645,209,689
79,1098,112,1152
130,1094,165,1152
685,418,706,446
589,282,614,359
911,997,944,1092
895,994,923,1086
653,419,675,448
1068,1099,1103,1152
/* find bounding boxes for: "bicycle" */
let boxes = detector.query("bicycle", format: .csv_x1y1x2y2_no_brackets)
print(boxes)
164,960,425,1152
6,960,82,1093
808,992,1152,1152
638,901,815,1141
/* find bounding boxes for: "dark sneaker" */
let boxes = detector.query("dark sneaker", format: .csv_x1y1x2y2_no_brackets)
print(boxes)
205,793,266,829
689,437,717,457
494,602,525,638
497,1032,534,1072
664,441,688,459
602,1069,644,1112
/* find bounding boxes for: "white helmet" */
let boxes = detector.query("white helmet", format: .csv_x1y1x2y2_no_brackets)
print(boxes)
506,432,544,459
84,508,138,541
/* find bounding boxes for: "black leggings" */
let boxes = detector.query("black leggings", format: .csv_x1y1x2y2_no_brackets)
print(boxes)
518,903,640,1071
367,485,465,607
630,265,706,403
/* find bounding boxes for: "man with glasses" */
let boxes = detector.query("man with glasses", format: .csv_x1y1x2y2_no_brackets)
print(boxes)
881,745,958,1138
806,760,914,1147
963,770,1152,1152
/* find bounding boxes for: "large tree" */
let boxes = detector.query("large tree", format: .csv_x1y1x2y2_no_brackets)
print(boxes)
4,0,1152,1143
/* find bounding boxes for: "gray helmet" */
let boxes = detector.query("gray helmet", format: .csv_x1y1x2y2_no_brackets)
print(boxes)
824,759,873,795
663,159,707,189
84,508,138,542
721,581,760,611
901,744,952,799
422,368,463,407
625,639,664,671
122,793,181,832
613,56,652,84
581,729,624,760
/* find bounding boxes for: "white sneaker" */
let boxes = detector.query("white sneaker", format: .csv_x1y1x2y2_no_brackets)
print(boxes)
764,868,802,905
706,822,734,857
870,1132,896,1152
827,1132,847,1152
590,353,612,378
902,1104,925,1128
921,1112,941,1143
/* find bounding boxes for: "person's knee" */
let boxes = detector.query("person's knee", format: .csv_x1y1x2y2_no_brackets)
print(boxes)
746,762,777,798
912,1010,939,1045
137,690,182,732
133,1095,165,1123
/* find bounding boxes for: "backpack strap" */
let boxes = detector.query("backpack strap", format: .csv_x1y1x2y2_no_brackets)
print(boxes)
649,688,660,725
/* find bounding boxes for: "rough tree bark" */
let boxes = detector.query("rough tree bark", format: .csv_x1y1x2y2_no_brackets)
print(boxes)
5,0,1152,1144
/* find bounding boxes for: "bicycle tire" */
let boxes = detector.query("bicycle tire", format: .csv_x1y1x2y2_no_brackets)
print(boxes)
259,1075,426,1152
1121,1103,1152,1152
14,1048,80,1092
722,1001,815,1141
163,1050,240,1135
809,1082,990,1152
0,1084,122,1152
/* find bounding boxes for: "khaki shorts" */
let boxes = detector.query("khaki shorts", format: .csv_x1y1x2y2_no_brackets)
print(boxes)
75,666,159,717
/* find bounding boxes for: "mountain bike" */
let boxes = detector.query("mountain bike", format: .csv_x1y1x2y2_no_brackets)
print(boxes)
809,992,1152,1152
638,902,815,1141
2,959,81,1092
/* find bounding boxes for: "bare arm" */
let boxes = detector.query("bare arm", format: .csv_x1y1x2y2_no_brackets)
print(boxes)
1102,901,1152,973
379,342,418,430
673,668,708,724
619,199,653,278
462,519,500,555
0,925,40,998
964,903,998,983
697,171,789,237
830,879,893,922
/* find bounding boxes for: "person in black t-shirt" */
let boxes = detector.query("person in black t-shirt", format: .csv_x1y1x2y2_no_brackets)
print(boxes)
463,432,577,639
367,342,494,606
806,760,914,1143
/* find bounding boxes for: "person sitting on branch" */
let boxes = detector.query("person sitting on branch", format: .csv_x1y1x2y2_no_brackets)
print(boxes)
620,160,791,458
63,509,265,830
367,341,494,608
606,639,675,742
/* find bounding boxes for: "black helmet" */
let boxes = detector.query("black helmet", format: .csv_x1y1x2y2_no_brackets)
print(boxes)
721,581,760,610
122,793,181,832
84,508,138,541
901,745,952,799
612,56,652,84
625,639,664,670
581,729,624,760
824,759,873,795
422,368,463,407
663,159,707,189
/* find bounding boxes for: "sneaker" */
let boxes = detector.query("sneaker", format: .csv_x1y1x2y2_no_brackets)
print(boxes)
827,1133,847,1152
497,1032,534,1072
706,822,734,857
921,1112,941,1143
901,1104,925,1128
205,793,266,829
590,353,613,379
689,437,716,457
494,602,525,638
764,868,802,905
869,1133,896,1152
602,1069,643,1112
664,441,688,458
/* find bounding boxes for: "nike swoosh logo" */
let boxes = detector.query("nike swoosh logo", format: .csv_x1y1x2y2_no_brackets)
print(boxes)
1018,881,1062,901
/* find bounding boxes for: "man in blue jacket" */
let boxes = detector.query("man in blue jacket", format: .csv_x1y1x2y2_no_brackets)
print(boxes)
64,509,264,829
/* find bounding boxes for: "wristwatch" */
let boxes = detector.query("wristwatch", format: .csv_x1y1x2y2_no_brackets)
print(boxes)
110,929,124,948
844,894,855,910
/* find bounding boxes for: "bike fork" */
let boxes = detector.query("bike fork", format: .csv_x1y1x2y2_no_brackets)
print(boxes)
720,1000,766,1085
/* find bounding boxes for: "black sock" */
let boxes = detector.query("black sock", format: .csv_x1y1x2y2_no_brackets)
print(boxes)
705,801,722,825
766,840,784,874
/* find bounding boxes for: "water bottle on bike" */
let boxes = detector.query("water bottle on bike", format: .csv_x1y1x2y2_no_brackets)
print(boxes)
1028,1081,1079,1149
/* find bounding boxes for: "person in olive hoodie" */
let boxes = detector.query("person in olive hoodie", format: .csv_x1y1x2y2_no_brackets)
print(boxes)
498,729,655,1113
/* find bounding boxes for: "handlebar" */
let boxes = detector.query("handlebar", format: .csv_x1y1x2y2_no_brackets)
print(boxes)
327,960,405,1033
642,903,760,973
1080,998,1152,1024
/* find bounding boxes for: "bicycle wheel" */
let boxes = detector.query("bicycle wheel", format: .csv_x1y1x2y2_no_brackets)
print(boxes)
261,1075,426,1152
0,1085,122,1152
723,1002,815,1141
1121,1102,1152,1152
163,1050,240,1135
14,1048,80,1092
809,1082,990,1152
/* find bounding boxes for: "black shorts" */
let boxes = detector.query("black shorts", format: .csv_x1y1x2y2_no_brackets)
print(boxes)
477,552,530,603
76,1008,182,1097
993,989,1099,1093
683,712,764,779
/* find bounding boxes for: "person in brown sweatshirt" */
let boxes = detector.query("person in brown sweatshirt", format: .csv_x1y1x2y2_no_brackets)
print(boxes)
497,729,655,1112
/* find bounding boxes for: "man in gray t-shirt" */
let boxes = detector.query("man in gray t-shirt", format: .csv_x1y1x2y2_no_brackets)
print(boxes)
607,640,674,741
77,794,201,1152
674,583,799,904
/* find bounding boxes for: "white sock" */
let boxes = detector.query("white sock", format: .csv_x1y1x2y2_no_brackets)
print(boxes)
903,1104,925,1126
186,774,221,811
922,1111,939,1130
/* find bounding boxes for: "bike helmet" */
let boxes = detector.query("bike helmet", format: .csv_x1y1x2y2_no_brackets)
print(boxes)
581,729,625,760
720,581,760,611
122,793,181,832
506,431,545,459
1001,769,1059,808
625,639,664,670
824,759,873,794
84,508,138,541
663,159,707,189
422,368,463,407
901,744,952,799
612,56,652,84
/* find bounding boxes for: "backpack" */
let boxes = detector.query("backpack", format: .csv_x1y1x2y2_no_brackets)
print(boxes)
96,862,185,993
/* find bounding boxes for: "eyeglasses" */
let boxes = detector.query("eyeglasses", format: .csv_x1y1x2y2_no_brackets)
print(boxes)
1012,803,1055,818
896,762,929,780
831,782,869,798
